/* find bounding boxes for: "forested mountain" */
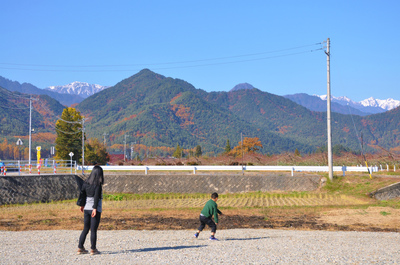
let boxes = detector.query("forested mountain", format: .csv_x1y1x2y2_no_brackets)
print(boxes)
77,69,312,154
364,106,400,151
0,76,84,106
0,86,64,159
2,69,399,157
77,69,400,154
0,86,64,135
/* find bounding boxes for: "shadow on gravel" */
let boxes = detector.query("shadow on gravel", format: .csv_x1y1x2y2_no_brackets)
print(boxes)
107,245,207,254
225,237,269,241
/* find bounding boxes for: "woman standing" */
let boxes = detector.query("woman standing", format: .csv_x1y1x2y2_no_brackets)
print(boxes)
77,163,104,255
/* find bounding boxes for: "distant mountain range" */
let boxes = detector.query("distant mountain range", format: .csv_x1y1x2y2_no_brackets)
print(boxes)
45,82,109,98
284,93,400,116
75,69,400,154
1,70,399,156
0,76,85,106
1,74,398,116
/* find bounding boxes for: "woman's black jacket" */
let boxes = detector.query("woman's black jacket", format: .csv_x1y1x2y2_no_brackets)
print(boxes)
77,183,102,209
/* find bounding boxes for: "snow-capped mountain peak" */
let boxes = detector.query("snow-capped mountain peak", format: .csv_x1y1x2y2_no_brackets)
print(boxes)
316,95,400,114
359,97,400,110
45,81,109,98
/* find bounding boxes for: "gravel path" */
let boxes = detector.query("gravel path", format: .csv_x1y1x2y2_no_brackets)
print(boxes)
1,229,400,264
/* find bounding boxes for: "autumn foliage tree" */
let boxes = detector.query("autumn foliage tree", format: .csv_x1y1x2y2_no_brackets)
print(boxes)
229,137,263,157
85,138,110,165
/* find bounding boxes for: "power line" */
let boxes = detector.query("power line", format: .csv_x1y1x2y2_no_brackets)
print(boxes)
152,48,323,71
48,123,82,135
0,43,323,72
0,90,34,109
1,89,33,100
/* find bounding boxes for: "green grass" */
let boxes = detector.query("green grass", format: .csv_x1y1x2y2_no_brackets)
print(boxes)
380,211,391,216
102,191,316,201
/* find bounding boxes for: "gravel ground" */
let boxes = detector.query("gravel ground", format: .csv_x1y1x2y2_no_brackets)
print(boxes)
1,229,400,264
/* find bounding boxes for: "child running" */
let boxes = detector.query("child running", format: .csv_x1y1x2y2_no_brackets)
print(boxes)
194,192,222,240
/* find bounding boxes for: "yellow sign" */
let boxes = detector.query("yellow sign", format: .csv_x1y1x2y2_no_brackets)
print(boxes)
36,146,41,162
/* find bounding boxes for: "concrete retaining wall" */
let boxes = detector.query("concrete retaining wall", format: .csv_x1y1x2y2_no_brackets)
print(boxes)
103,173,322,194
1,173,322,205
0,174,81,205
371,182,400,200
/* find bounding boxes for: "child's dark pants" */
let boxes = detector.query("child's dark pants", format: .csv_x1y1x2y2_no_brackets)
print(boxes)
78,210,102,250
198,215,217,233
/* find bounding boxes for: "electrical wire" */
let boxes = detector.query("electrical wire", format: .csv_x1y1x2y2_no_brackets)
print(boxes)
48,123,82,135
1,89,32,100
0,42,322,68
0,90,33,109
347,104,372,178
0,44,324,72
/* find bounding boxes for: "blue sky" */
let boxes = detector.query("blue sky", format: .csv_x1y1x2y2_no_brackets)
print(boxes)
1,0,399,102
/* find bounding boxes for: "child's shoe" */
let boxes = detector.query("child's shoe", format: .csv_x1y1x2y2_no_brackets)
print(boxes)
209,236,218,241
194,232,199,238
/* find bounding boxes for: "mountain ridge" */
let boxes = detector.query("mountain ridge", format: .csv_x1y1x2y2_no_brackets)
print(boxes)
0,76,84,106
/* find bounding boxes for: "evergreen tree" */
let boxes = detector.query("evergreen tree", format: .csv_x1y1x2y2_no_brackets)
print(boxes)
194,145,202,157
55,107,84,162
172,144,183,158
224,139,231,153
294,148,301,156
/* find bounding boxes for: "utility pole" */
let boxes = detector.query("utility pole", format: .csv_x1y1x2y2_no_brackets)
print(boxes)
103,132,108,146
131,141,136,161
29,96,32,166
124,134,128,161
325,38,333,181
28,96,38,166
82,118,85,174
241,132,244,172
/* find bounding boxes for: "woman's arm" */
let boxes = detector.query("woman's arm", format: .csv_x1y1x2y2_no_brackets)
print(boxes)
92,185,102,209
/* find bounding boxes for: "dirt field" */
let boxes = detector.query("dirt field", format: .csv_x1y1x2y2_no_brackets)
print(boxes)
1,173,400,233
1,202,400,233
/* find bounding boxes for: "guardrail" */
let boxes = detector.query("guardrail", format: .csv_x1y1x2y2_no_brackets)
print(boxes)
77,165,382,176
1,161,391,176
0,160,77,176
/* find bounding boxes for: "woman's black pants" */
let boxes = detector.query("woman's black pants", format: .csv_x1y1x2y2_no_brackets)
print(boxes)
78,210,102,250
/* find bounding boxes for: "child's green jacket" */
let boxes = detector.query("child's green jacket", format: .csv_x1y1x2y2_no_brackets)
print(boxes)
200,199,222,223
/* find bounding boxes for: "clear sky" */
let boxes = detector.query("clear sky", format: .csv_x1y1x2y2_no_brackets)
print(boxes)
1,0,399,102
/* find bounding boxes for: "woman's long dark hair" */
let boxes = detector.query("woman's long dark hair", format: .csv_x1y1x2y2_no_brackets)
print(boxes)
85,165,104,186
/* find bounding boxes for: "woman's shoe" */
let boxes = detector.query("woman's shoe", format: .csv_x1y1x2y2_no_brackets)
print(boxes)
77,248,88,254
90,249,100,255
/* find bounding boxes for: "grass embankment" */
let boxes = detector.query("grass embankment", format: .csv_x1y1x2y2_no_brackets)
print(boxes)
1,172,400,231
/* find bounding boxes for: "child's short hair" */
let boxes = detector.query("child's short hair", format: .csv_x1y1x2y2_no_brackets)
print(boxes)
211,192,219,199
